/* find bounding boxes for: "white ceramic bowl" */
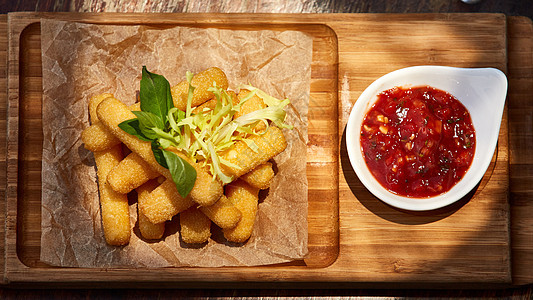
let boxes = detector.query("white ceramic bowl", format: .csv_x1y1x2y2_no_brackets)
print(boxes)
346,66,508,211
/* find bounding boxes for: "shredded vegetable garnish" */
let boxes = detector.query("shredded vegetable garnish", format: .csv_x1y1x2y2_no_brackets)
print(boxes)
153,74,292,184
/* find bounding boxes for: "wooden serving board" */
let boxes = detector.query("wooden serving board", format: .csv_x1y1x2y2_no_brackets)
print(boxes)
1,12,532,287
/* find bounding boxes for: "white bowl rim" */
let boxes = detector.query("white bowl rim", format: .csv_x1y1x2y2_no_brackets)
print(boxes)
345,65,508,211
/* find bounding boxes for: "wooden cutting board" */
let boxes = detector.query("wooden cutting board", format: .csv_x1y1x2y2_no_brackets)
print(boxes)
1,12,532,287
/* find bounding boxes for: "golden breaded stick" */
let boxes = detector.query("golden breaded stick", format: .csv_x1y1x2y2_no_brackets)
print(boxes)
180,206,211,244
191,91,238,115
107,152,159,194
191,98,215,115
223,180,259,243
128,102,141,111
167,147,224,206
240,162,275,190
171,67,229,111
96,97,223,206
88,93,131,245
139,179,194,224
89,93,114,122
143,147,241,228
82,101,141,151
83,93,122,151
220,126,287,180
94,145,131,246
136,179,165,240
200,195,242,229
82,123,121,152
234,89,267,132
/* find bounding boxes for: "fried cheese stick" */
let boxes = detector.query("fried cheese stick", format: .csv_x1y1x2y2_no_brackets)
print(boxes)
96,97,223,207
82,93,121,151
82,101,141,152
107,152,159,194
199,195,242,229
85,93,131,245
82,123,121,152
191,91,238,115
167,148,225,206
240,162,275,190
220,126,287,180
94,144,131,245
234,89,267,132
136,179,166,240
139,179,194,224
171,67,229,111
180,206,211,244
89,93,115,121
223,180,259,243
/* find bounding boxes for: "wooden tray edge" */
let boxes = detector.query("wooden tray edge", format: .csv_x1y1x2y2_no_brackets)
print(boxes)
4,12,342,285
0,14,8,285
508,15,533,286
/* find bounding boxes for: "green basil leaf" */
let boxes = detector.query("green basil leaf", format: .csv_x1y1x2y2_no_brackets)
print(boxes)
162,150,197,198
132,110,165,140
132,110,165,130
140,66,174,122
118,118,153,142
151,141,168,169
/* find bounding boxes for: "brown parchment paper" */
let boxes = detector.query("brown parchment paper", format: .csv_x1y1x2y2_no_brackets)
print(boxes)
40,18,311,267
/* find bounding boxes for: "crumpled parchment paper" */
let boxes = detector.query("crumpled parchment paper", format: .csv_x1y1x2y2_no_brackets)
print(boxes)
40,18,311,267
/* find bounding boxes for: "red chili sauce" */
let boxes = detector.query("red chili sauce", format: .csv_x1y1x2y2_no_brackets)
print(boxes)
360,86,475,198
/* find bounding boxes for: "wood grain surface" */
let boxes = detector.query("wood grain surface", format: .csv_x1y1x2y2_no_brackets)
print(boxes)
1,12,516,288
335,13,509,285
1,0,533,299
2,0,533,20
0,14,7,288
508,16,533,287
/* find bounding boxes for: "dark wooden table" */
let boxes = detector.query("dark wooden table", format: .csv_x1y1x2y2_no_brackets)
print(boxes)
2,0,533,20
1,0,533,299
